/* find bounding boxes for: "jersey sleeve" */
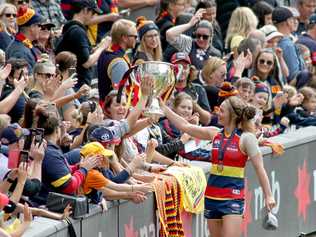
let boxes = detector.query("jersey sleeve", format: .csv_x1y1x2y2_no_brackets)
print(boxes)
240,132,261,158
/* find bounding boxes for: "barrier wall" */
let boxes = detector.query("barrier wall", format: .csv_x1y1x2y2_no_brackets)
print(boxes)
23,126,316,237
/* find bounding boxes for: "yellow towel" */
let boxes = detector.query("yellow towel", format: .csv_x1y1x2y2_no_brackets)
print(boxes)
166,166,207,214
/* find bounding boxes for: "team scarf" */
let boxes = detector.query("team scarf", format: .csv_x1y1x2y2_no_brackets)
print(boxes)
15,32,33,48
156,10,175,24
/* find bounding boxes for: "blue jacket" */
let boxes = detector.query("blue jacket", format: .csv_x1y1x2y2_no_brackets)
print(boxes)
278,36,305,82
6,40,39,73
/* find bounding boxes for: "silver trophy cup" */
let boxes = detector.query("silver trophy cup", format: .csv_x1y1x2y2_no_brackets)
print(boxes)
130,61,176,117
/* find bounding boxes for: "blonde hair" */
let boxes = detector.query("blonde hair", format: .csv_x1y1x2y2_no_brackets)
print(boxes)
283,85,297,99
33,54,55,74
110,19,136,44
299,86,316,104
138,31,163,61
201,57,226,81
225,7,258,49
0,3,16,17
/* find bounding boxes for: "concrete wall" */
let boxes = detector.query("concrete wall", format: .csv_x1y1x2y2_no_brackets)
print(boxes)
23,127,316,237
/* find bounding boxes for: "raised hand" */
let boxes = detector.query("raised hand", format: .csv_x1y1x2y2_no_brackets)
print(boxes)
23,203,33,224
0,64,11,81
79,155,100,171
29,139,47,162
189,8,206,27
60,73,78,90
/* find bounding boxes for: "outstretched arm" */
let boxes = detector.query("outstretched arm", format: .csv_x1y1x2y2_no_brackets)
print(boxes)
160,101,218,140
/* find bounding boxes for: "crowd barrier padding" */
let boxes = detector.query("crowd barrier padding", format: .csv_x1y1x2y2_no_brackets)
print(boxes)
22,126,316,237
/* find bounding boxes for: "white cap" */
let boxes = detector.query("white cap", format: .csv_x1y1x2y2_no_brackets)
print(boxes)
260,25,283,42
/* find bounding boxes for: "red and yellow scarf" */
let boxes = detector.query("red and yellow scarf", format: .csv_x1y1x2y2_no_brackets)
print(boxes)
15,32,33,49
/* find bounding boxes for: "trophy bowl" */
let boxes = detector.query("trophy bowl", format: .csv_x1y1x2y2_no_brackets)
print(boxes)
131,61,176,117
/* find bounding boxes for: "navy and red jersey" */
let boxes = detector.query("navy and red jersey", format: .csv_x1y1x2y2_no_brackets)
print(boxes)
205,129,248,200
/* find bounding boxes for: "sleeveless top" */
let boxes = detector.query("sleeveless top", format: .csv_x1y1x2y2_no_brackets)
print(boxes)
205,129,248,200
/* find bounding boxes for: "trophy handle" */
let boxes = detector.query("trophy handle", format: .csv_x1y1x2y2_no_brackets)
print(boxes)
116,65,139,104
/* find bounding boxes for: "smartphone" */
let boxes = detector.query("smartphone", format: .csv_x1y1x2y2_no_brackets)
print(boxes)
88,101,96,113
119,9,130,17
17,69,24,81
23,129,36,151
35,128,44,146
68,67,76,76
8,149,20,169
19,150,29,164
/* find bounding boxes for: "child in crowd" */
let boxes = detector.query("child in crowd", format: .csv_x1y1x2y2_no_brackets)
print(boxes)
250,83,288,138
283,86,316,127
80,142,153,204
299,87,316,116
235,77,255,103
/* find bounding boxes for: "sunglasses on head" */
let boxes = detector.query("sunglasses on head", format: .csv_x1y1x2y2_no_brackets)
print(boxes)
38,72,55,79
4,13,16,18
196,34,210,40
259,59,273,66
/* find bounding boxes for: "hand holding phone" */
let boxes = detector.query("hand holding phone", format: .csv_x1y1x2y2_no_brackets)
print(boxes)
35,128,44,146
8,150,29,169
19,150,29,163
68,67,76,76
23,129,36,151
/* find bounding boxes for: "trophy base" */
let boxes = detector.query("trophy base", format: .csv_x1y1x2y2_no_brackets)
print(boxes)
143,109,165,118
143,98,165,119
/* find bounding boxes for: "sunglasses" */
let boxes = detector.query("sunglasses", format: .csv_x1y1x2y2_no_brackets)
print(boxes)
196,34,210,40
127,34,138,39
38,72,55,78
259,59,273,66
17,0,29,4
40,26,51,31
4,13,16,18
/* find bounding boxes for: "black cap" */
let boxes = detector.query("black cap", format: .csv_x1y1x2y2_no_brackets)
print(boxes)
272,7,293,24
40,20,56,29
72,0,102,14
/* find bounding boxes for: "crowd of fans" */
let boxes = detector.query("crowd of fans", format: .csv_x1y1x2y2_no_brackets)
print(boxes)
0,0,315,235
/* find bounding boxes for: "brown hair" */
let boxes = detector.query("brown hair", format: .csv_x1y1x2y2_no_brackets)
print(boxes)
226,96,256,133
55,51,77,73
235,77,255,91
173,92,193,110
102,90,127,118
